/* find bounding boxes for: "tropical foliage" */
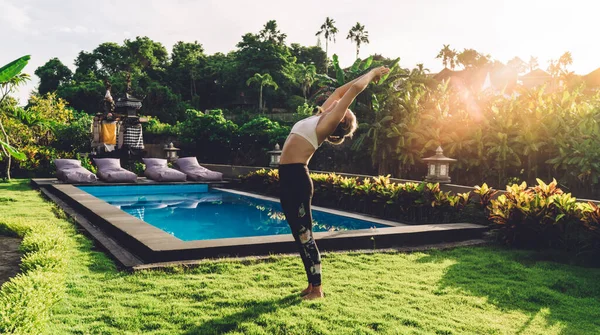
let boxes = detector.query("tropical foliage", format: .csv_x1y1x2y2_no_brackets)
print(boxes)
239,169,482,224
0,55,30,179
240,170,600,256
1,19,599,199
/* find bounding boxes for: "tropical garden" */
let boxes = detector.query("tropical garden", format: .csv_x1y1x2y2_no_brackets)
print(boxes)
1,17,600,335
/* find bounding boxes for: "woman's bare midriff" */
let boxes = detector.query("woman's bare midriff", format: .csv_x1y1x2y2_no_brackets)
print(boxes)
279,134,318,165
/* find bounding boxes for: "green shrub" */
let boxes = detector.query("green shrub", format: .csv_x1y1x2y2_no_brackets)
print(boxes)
132,161,145,176
52,111,93,153
178,109,239,163
15,146,69,177
234,117,289,165
20,248,65,273
488,178,600,254
77,153,97,174
0,270,64,335
143,116,179,144
19,224,69,255
0,217,35,237
296,102,315,117
239,170,470,223
239,171,600,255
286,95,306,110
0,189,74,334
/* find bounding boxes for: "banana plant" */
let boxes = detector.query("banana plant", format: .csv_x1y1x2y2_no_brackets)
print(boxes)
0,55,31,179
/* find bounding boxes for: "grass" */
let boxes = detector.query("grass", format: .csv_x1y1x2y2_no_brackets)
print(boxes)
1,180,600,334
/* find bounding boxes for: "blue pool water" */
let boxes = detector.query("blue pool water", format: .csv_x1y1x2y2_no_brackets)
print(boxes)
78,185,388,241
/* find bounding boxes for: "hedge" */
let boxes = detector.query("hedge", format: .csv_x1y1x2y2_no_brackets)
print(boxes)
239,170,600,256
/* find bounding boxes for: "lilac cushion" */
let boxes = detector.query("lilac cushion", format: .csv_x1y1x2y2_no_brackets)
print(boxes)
144,167,186,182
93,158,137,183
142,158,168,169
142,158,185,182
56,167,98,183
175,157,223,181
174,157,201,170
54,159,82,169
93,158,122,170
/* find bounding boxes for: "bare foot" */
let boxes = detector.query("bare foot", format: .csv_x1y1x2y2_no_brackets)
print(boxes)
302,286,324,300
300,284,313,296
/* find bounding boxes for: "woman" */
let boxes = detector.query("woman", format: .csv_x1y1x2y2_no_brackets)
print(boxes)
279,66,390,300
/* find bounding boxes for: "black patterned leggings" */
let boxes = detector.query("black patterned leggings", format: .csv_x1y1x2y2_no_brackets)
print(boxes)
279,163,322,287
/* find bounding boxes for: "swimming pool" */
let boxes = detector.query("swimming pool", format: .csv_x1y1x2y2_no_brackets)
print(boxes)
78,184,388,241
39,181,484,265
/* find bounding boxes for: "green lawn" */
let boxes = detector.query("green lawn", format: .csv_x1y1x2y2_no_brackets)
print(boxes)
1,180,600,335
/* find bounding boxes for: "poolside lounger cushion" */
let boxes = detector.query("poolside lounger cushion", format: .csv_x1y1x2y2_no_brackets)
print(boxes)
54,159,82,169
142,158,186,182
93,158,138,183
54,159,98,183
175,157,223,181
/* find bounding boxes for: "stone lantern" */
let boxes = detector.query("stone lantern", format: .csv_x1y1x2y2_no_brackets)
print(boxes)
422,146,456,183
267,143,282,168
163,142,180,162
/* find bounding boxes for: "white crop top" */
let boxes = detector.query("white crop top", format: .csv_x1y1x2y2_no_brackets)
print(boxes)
289,115,321,149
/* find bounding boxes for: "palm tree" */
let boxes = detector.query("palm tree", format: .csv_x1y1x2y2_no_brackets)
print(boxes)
436,44,457,69
246,73,278,112
294,64,317,102
346,22,369,59
315,17,338,60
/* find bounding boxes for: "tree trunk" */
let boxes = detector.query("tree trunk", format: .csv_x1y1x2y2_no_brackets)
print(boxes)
303,86,308,102
0,119,11,180
356,46,359,60
259,86,263,113
527,155,532,184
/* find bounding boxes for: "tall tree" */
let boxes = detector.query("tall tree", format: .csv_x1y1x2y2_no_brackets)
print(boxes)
436,44,457,69
236,21,296,105
346,22,370,59
315,17,338,60
290,44,327,73
294,64,317,102
35,58,73,95
246,73,278,111
92,42,126,77
456,49,490,69
507,56,527,74
527,56,539,72
170,41,205,99
259,20,287,45
123,36,169,72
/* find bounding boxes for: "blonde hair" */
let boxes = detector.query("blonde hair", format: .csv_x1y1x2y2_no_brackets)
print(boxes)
316,100,358,145
326,109,358,145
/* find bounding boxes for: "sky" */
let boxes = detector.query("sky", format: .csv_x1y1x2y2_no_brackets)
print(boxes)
2,0,599,104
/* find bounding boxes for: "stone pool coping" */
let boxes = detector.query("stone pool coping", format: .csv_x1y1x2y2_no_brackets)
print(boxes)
40,182,488,265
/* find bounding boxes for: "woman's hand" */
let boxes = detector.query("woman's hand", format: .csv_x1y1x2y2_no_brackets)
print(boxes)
370,66,390,83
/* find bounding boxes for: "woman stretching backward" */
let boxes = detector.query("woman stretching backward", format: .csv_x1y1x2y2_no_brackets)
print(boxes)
278,66,390,300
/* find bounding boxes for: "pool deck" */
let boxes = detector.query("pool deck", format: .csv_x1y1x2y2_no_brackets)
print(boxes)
31,177,230,188
32,178,489,270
